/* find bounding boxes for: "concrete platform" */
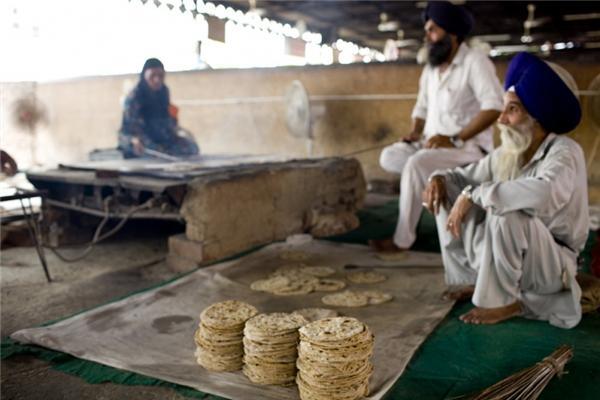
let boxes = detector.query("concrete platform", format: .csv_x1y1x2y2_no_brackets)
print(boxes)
27,156,366,264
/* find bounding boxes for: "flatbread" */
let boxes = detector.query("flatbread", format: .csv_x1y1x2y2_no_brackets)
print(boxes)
346,271,387,284
296,316,374,400
361,290,393,305
250,276,291,292
314,278,346,292
199,300,258,330
299,317,365,343
253,271,318,296
321,291,369,307
243,312,305,386
300,266,336,277
292,308,339,322
245,313,308,334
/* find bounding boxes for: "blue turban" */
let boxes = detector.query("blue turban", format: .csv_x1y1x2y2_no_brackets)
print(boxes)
422,1,474,36
505,52,581,134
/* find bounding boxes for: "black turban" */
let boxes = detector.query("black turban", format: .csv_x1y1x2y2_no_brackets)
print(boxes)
422,1,474,36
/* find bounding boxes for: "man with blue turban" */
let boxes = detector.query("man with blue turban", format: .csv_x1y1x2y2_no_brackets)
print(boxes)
373,1,504,252
423,52,587,328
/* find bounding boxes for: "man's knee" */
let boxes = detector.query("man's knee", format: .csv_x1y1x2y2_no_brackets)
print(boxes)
379,144,410,174
403,149,438,175
487,211,529,240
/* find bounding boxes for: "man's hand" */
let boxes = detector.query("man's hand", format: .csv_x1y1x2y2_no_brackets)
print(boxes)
131,137,145,156
425,134,454,149
446,194,473,238
402,131,421,143
1,150,18,176
422,176,448,215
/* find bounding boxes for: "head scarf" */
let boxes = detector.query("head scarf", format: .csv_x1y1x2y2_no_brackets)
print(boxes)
422,1,474,37
134,58,169,120
504,52,581,134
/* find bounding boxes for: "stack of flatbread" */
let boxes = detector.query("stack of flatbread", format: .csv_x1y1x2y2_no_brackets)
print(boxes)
242,313,308,386
250,265,346,296
194,300,258,372
297,317,374,400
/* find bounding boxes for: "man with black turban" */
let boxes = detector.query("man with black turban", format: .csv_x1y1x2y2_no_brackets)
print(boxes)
118,58,199,158
423,52,587,328
373,1,504,252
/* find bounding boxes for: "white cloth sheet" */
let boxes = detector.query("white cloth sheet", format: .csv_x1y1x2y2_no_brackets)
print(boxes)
11,240,452,400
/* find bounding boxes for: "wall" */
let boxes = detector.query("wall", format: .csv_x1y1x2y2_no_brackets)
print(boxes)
1,61,598,191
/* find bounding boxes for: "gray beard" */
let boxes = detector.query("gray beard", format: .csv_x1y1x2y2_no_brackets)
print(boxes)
493,120,534,182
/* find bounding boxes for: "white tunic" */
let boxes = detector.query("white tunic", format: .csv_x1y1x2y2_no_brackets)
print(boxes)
379,43,503,248
412,42,504,153
433,133,589,328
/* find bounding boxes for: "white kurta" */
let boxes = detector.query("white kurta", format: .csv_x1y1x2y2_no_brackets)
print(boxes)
432,133,589,329
380,43,504,248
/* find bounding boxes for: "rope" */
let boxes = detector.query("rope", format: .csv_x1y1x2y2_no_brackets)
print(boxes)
537,355,566,377
43,197,158,263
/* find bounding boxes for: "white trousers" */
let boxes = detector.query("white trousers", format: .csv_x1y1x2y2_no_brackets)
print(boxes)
379,141,484,248
435,180,582,329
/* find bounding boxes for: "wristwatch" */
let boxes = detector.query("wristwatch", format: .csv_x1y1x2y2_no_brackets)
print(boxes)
451,135,465,148
461,185,474,201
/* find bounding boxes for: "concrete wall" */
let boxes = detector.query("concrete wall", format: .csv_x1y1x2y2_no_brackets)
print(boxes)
2,61,599,187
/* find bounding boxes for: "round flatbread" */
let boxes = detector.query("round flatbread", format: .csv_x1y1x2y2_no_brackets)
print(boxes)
199,300,258,330
321,291,369,307
299,317,366,343
250,276,291,292
361,290,393,305
292,308,339,322
347,271,387,284
314,278,346,292
245,312,308,335
300,266,336,277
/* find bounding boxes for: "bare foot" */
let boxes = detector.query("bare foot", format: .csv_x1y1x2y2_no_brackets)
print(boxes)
442,286,475,302
459,302,522,325
368,238,406,252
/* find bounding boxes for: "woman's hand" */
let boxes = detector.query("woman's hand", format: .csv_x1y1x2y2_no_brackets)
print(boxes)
131,137,145,156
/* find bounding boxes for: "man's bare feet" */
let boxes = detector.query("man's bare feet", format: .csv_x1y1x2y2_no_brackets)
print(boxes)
459,302,522,325
368,238,406,252
442,286,474,302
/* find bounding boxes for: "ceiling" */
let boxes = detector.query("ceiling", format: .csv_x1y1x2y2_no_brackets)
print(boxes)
215,1,600,59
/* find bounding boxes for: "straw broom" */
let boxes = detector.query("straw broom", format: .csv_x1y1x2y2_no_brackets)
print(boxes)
469,344,573,400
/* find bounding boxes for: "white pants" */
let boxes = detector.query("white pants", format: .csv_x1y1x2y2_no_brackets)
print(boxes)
435,180,582,329
379,141,484,248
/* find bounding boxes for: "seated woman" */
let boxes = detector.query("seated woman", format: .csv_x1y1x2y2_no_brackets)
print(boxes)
118,58,199,158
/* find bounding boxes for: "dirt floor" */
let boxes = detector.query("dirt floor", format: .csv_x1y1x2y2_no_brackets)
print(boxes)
1,221,191,400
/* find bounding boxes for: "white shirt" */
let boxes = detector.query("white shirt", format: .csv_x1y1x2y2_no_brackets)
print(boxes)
438,133,590,253
412,43,504,153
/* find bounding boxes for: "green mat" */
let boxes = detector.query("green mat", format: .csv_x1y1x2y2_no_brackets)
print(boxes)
3,201,600,399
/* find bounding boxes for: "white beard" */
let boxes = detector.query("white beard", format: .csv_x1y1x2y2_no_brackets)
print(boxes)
494,119,534,182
